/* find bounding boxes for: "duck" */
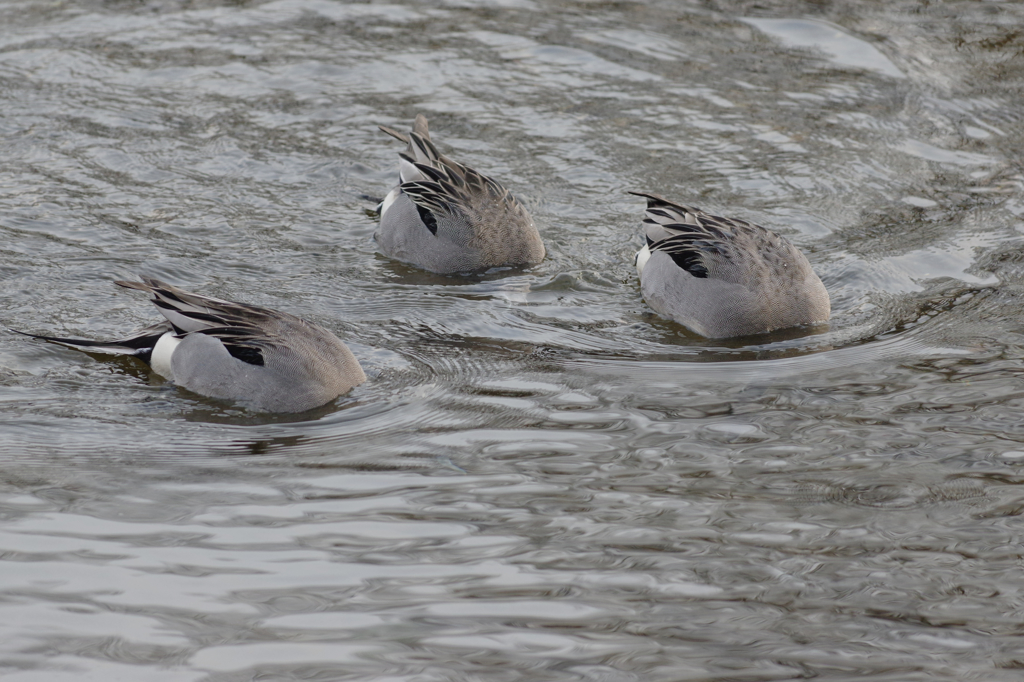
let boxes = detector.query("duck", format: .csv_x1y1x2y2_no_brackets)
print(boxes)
15,278,366,413
376,114,545,274
631,192,830,338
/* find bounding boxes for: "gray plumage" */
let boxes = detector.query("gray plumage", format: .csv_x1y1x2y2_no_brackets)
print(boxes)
631,192,830,338
17,278,366,413
376,114,545,274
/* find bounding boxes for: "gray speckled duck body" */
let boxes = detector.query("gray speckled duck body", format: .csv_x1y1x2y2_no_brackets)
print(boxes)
631,192,830,338
19,278,366,413
376,114,544,274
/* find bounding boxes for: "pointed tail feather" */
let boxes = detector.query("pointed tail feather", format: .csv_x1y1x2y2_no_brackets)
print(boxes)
380,115,441,174
378,113,432,143
378,124,409,144
411,113,430,139
114,278,156,294
10,327,167,363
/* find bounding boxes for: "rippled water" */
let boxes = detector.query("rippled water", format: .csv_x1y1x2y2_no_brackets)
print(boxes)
2,0,1024,679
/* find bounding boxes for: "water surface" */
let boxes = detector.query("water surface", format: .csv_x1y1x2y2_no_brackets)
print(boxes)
2,0,1024,679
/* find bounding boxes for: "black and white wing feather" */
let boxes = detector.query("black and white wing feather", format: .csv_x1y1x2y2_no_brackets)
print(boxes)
629,191,782,283
116,278,294,366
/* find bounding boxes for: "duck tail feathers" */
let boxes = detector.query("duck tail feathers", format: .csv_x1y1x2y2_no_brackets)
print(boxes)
411,113,430,139
378,124,409,144
379,115,432,146
11,327,165,360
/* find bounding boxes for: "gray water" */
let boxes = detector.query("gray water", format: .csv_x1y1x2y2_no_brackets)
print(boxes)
2,0,1024,679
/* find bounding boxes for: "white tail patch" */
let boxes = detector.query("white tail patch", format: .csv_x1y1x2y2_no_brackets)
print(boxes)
150,332,181,380
635,244,651,276
379,188,401,218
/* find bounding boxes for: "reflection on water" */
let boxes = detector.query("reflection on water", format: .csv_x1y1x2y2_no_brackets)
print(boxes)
2,0,1024,679
741,17,907,79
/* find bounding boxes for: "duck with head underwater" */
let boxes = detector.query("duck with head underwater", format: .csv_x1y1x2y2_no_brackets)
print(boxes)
631,191,830,339
14,278,366,413
375,114,545,275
